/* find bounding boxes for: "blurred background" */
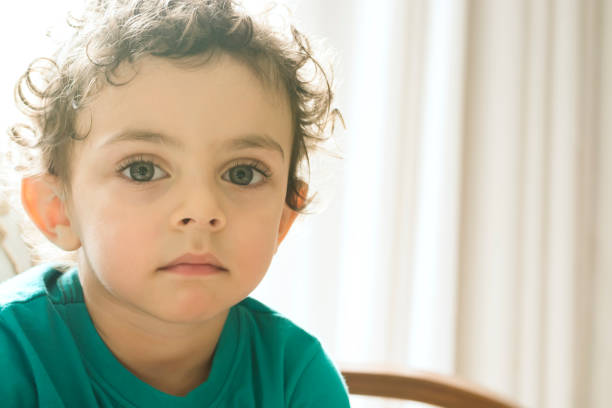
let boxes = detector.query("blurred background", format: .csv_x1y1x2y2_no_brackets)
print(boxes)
1,1,610,407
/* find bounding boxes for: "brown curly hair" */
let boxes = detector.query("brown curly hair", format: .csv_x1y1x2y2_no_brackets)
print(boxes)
10,0,341,213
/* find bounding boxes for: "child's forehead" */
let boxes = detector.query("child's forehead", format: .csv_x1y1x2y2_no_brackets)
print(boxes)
73,54,293,153
81,54,288,119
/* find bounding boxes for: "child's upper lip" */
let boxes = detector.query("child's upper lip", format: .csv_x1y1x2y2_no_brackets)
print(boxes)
160,253,228,271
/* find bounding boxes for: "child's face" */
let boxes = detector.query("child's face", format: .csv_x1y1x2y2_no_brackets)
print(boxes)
64,54,295,323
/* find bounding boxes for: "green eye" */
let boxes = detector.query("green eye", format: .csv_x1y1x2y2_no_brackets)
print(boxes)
130,162,154,181
226,165,265,186
119,160,168,182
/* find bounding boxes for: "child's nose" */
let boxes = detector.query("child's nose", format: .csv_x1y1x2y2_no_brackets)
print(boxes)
170,186,226,231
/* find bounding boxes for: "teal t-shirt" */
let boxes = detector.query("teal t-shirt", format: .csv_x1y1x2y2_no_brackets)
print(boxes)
0,264,350,407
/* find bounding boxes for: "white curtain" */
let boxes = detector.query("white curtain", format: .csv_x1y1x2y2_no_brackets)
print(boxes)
1,1,610,407
254,1,612,407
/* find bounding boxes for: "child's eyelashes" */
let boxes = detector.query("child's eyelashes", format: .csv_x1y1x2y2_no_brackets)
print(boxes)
115,155,273,187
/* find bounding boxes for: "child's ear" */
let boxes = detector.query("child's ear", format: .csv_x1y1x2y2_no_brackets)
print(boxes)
21,174,81,251
276,181,308,249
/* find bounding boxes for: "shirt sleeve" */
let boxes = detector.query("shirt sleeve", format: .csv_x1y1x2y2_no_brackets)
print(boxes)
287,346,351,408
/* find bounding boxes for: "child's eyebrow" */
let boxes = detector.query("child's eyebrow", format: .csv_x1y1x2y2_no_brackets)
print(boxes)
223,133,285,161
99,129,285,160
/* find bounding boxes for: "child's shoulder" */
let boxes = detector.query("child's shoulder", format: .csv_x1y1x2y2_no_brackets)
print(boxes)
228,298,350,406
0,263,76,312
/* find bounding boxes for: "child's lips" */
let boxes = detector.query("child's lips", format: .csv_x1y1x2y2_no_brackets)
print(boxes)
160,263,226,276
160,252,228,272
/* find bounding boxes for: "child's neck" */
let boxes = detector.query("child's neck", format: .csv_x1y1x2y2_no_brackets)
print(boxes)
95,316,226,396
80,270,229,396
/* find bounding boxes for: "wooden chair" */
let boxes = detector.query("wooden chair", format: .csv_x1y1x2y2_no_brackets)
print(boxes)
341,369,521,408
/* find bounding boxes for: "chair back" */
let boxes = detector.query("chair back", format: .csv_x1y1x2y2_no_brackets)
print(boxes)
341,369,521,408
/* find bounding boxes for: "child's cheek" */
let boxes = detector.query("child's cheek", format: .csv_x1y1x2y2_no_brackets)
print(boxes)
82,203,162,278
230,208,280,276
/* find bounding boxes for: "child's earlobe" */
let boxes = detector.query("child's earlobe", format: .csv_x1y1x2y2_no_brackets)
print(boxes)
276,207,298,249
276,182,308,249
21,175,81,251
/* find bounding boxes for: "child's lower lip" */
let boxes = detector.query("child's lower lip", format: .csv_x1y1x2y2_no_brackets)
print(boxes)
160,264,225,276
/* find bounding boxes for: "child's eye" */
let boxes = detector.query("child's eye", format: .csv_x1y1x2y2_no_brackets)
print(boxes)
117,158,168,183
222,161,272,187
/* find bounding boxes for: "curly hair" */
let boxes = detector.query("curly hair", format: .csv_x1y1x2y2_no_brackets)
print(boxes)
10,0,341,213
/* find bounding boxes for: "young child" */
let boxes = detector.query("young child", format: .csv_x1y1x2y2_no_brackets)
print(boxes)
0,0,349,406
